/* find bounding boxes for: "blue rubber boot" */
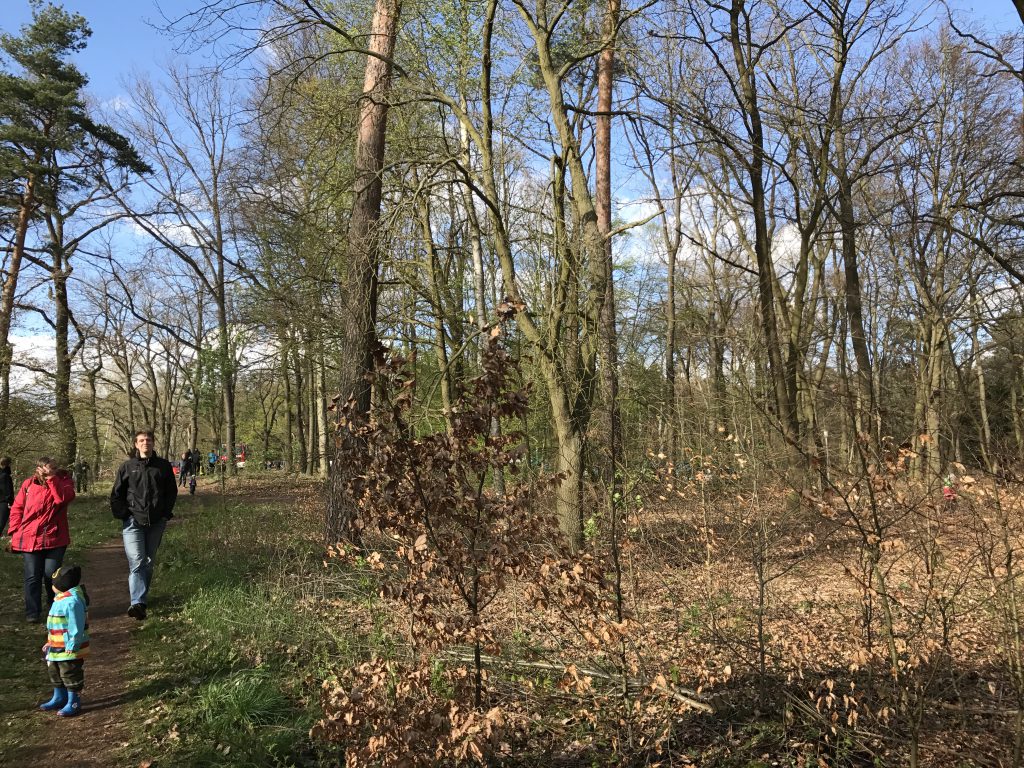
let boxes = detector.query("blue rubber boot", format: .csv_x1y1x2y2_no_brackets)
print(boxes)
39,687,68,711
57,691,80,717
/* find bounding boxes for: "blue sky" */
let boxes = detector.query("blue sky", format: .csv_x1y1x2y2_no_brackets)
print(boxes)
2,1,213,103
0,0,1018,380
2,1,1020,107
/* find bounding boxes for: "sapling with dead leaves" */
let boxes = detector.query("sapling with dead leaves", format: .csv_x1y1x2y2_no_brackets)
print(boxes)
354,321,550,700
314,314,566,764
969,482,1024,766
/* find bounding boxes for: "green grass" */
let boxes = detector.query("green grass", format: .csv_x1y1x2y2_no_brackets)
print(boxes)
0,491,115,761
1,478,394,766
118,483,392,767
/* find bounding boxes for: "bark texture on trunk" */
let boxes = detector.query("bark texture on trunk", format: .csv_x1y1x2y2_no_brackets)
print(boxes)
595,0,623,519
326,0,402,542
0,175,37,441
729,0,803,480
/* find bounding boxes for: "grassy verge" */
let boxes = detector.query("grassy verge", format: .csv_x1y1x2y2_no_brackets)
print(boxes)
119,477,387,767
0,475,393,766
0,491,115,759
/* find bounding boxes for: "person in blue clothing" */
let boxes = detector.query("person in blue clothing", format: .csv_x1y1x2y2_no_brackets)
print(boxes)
207,449,217,475
39,564,89,717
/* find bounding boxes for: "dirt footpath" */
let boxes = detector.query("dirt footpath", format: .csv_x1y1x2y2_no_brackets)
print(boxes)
18,537,138,767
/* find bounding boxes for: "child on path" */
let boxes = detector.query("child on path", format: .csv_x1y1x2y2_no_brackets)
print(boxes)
942,474,958,504
39,564,89,717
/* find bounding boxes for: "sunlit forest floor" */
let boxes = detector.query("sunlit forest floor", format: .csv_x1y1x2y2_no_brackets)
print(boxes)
4,472,1019,766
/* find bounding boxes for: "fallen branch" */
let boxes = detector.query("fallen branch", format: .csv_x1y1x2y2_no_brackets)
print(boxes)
938,701,1020,716
438,649,715,713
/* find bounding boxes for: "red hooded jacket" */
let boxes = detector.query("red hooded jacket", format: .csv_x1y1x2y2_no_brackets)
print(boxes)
7,471,76,552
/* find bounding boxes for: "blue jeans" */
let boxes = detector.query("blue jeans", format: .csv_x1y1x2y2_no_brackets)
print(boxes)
122,517,167,607
23,546,66,619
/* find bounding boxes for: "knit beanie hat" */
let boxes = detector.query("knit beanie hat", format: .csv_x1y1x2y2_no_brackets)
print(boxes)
52,565,82,593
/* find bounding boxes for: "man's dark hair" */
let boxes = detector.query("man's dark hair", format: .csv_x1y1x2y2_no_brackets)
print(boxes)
130,428,158,459
0,457,9,468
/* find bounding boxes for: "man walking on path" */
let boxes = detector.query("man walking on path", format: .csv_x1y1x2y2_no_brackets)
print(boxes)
0,457,14,537
110,428,178,621
73,459,89,494
178,451,193,487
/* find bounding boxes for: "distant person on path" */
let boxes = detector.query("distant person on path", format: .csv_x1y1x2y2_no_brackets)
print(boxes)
191,448,202,476
178,451,193,487
942,474,958,505
207,449,217,475
110,428,178,621
0,457,14,539
73,459,89,494
6,457,76,622
39,563,89,717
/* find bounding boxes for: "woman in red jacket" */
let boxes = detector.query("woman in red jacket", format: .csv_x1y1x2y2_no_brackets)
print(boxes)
7,457,76,621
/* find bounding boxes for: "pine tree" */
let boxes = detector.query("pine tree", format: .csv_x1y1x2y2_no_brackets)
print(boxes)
0,2,149,443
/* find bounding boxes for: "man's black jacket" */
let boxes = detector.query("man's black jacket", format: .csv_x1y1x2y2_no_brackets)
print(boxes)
0,467,13,506
110,453,178,526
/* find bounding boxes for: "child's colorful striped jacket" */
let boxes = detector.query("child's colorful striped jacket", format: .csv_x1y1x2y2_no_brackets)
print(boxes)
46,585,89,661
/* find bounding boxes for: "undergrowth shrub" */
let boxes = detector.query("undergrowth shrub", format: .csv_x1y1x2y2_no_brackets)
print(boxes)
312,324,623,766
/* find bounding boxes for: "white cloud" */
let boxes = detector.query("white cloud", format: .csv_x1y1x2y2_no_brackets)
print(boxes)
616,196,661,229
11,333,56,396
127,216,207,249
103,95,131,113
12,333,55,361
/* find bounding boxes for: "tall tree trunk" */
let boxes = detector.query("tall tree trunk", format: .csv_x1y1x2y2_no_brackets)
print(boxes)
216,294,236,476
1013,374,1024,465
416,188,455,431
595,0,623,525
191,292,205,452
52,249,77,465
282,334,295,473
910,221,949,482
913,319,946,482
326,0,402,542
318,352,328,478
292,344,308,474
837,160,876,458
969,274,993,471
711,310,728,430
123,353,137,436
86,368,101,476
459,113,505,492
729,0,802,480
523,5,611,551
307,352,318,473
0,175,37,442
542,358,585,548
925,323,945,481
